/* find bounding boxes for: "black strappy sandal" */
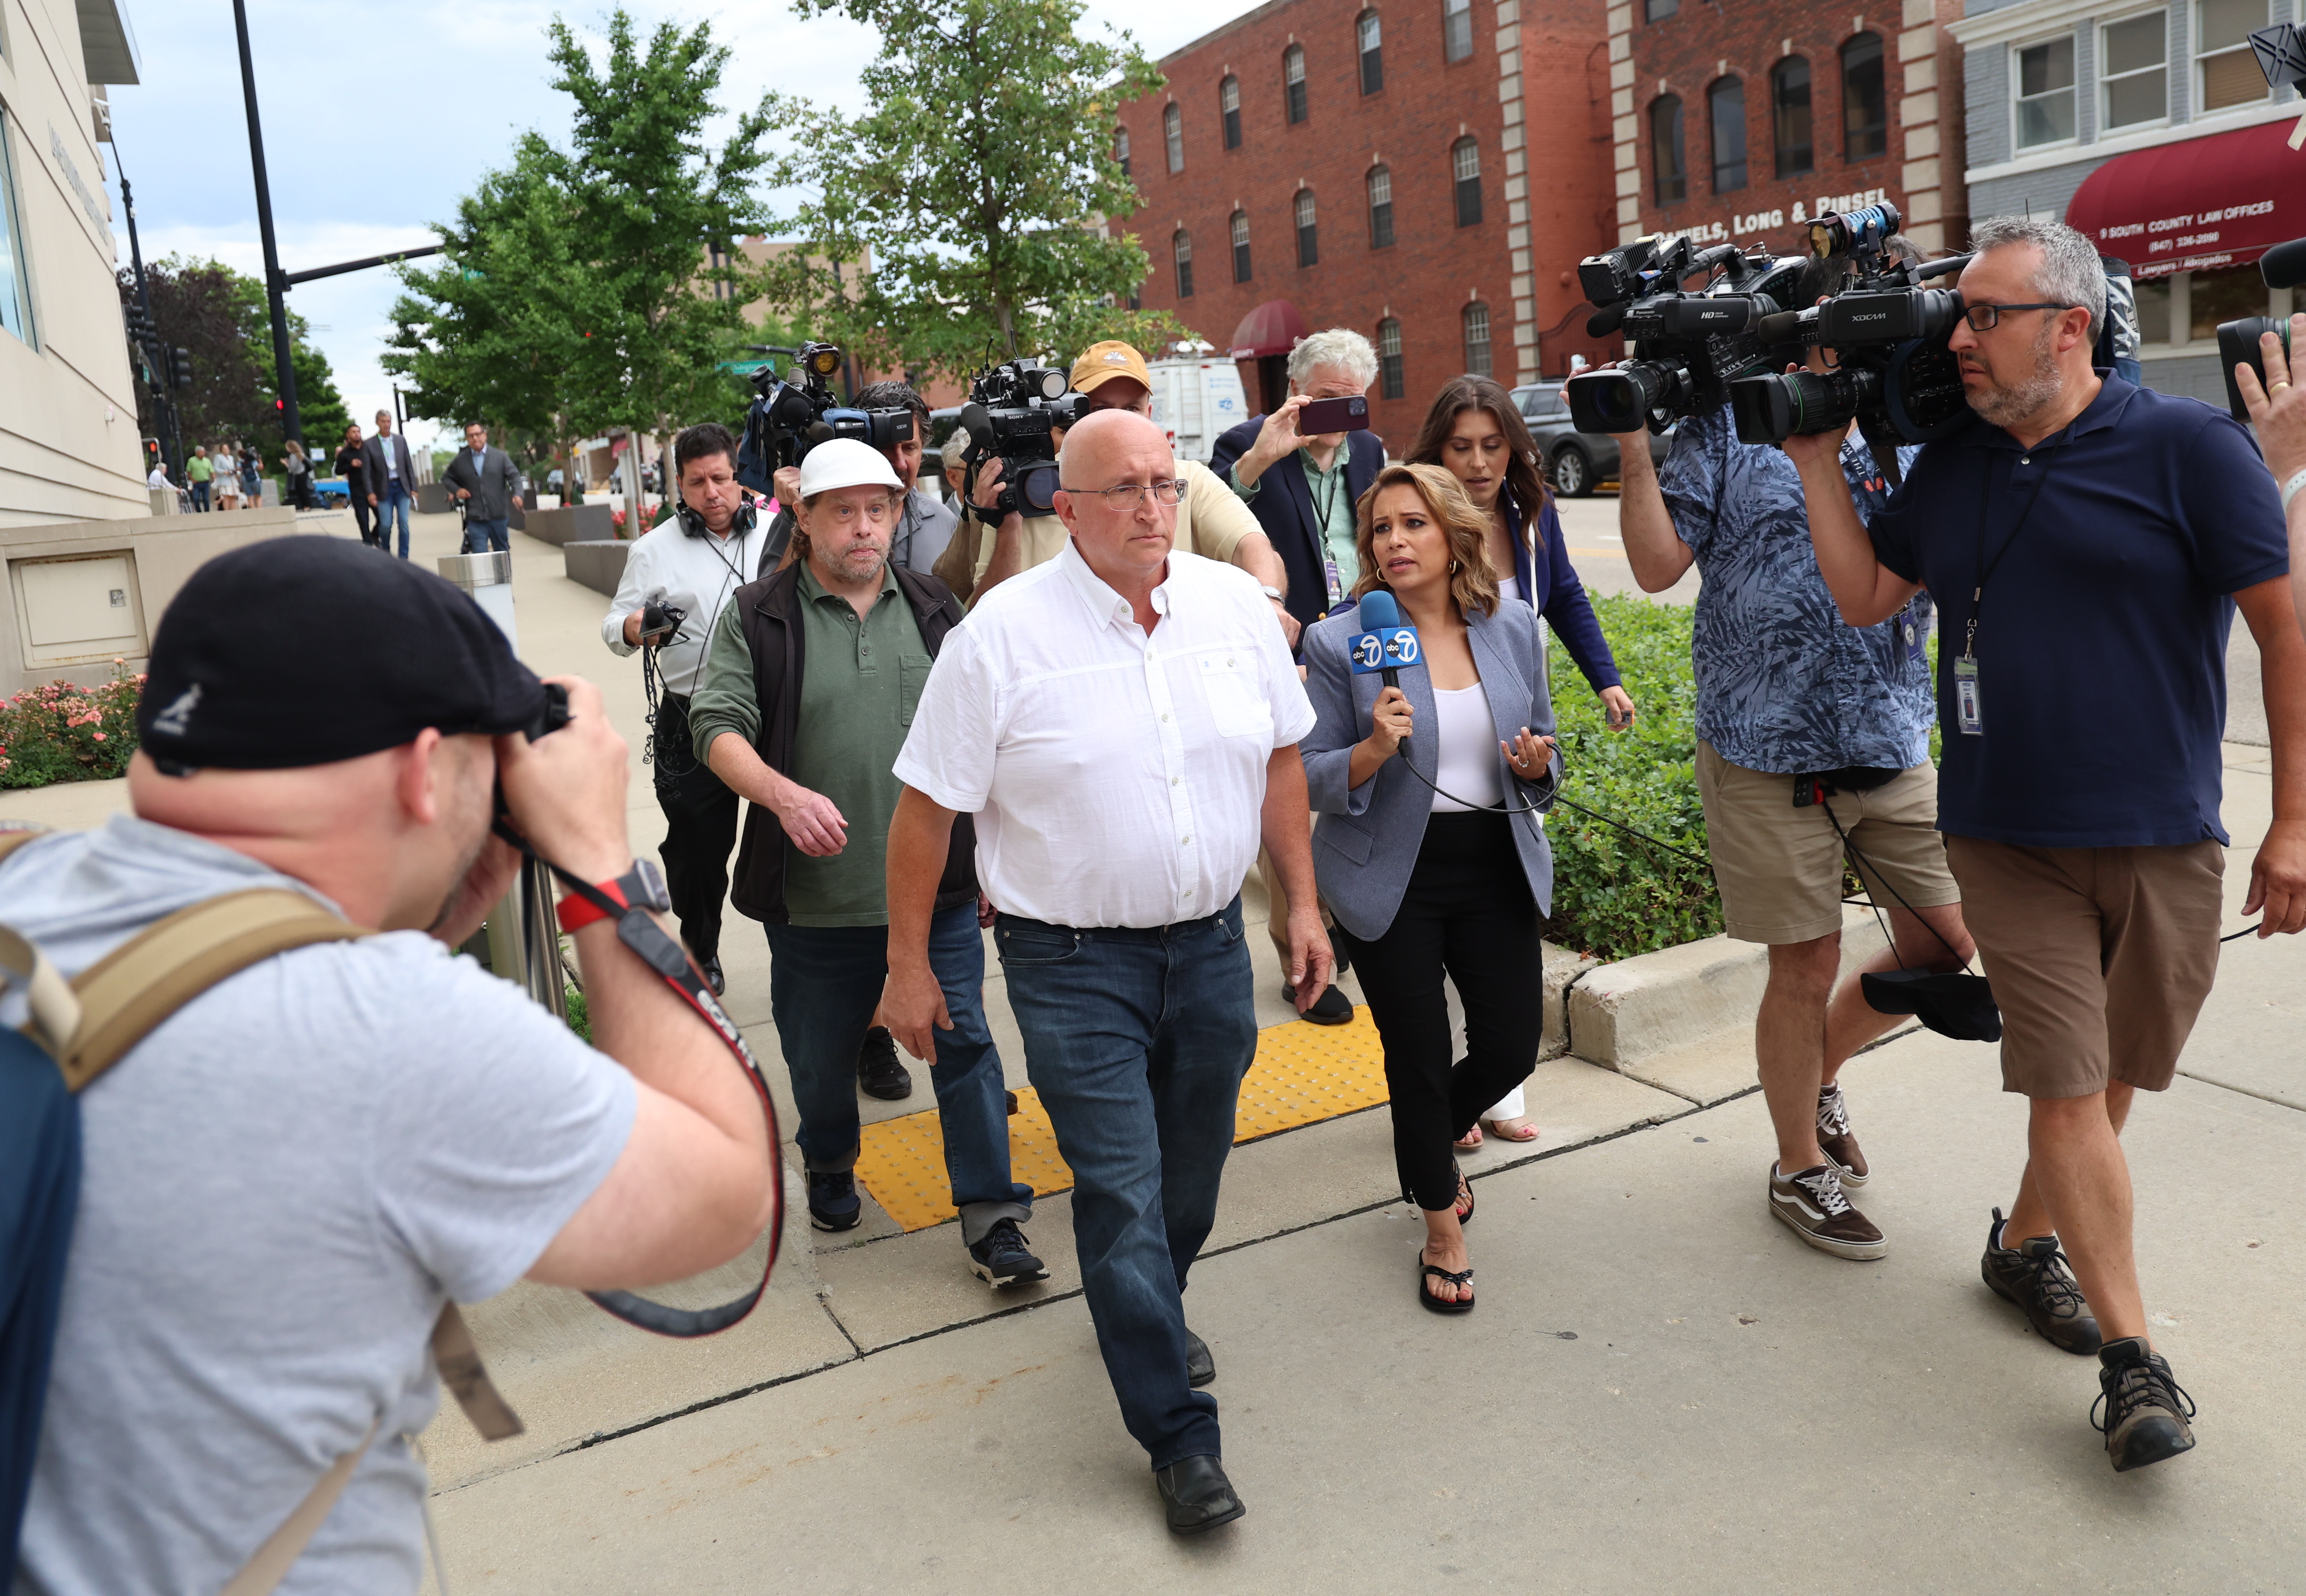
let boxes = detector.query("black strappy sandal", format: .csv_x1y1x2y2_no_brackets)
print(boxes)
1417,1250,1475,1315
1453,1169,1476,1227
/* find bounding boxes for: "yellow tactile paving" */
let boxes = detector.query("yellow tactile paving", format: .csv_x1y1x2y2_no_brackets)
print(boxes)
853,1006,1389,1232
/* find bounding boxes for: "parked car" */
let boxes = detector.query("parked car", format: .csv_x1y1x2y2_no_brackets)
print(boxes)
1509,382,1673,498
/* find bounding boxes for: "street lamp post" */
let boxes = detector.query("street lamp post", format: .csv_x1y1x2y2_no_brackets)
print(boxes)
232,0,300,450
113,147,182,481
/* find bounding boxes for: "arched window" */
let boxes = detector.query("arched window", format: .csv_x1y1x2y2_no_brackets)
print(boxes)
1164,104,1184,172
1842,33,1886,160
1221,76,1242,149
1442,0,1474,62
1462,303,1492,378
1359,11,1384,94
1708,76,1748,192
1771,57,1812,177
1451,137,1483,227
1285,45,1309,124
1115,126,1132,178
1378,317,1405,399
1231,209,1253,283
1295,189,1319,266
1367,165,1395,248
1174,229,1194,298
1650,95,1686,203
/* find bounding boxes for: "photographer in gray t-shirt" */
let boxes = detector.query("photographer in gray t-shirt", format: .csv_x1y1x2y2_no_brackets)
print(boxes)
0,537,778,1596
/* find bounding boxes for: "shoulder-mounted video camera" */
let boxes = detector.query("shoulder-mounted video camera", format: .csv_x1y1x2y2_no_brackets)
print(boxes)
1564,236,1805,436
734,342,914,493
1725,203,1971,486
958,359,1071,520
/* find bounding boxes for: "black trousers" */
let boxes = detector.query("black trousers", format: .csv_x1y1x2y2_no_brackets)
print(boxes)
349,490,373,543
1337,810,1543,1212
650,694,741,964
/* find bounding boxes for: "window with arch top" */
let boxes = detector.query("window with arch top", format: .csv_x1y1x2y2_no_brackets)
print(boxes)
1231,209,1253,283
1221,75,1242,149
1843,33,1886,160
1442,0,1474,62
1164,103,1184,172
1378,317,1405,399
1285,45,1309,124
1295,189,1319,266
1708,76,1747,192
1115,126,1131,177
1359,11,1384,94
1367,164,1394,248
1174,229,1194,298
1771,57,1812,177
1650,95,1686,203
1462,303,1491,378
1451,137,1482,226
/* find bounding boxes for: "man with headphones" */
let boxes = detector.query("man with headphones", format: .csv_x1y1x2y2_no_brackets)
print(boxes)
600,421,769,995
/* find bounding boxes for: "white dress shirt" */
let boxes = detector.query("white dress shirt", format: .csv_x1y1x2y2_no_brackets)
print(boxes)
600,516,768,696
894,539,1316,929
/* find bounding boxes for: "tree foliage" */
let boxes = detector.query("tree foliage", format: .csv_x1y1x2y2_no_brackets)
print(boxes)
120,257,349,463
764,0,1186,375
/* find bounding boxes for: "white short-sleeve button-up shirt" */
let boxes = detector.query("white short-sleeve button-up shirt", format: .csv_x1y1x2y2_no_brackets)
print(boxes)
894,539,1317,929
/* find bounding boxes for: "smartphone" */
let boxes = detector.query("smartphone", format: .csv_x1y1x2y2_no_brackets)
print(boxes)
1296,395,1369,434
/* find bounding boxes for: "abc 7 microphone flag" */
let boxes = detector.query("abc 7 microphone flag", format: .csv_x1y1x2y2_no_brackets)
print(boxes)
1348,591,1422,676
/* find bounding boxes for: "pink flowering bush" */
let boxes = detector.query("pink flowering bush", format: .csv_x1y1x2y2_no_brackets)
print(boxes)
0,662,143,787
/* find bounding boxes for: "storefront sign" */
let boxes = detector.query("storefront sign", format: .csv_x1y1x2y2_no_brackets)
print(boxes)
2065,123,2296,279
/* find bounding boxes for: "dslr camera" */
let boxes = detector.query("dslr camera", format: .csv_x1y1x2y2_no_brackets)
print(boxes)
734,342,914,492
1726,202,1970,485
1564,236,1806,436
958,359,1071,519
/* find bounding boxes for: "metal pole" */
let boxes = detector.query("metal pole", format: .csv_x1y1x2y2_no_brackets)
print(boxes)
114,155,180,482
232,0,300,450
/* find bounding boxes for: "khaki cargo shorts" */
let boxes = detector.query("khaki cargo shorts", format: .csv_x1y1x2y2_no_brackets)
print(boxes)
1695,741,1961,945
1945,836,2223,1098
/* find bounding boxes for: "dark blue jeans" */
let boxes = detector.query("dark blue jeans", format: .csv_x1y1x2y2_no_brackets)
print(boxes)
464,516,509,553
764,903,1028,1244
995,895,1257,1470
376,482,413,558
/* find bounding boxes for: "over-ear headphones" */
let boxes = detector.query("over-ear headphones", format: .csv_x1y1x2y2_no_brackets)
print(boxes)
676,496,759,539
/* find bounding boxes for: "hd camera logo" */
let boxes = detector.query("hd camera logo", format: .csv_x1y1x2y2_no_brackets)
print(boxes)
1348,626,1421,673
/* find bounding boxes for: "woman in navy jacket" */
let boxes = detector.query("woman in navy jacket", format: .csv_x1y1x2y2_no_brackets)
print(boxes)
1300,463,1561,1315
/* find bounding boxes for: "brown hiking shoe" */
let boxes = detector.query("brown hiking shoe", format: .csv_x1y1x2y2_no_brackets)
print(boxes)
2094,1338,2196,1472
1768,1163,1887,1260
1817,1083,1869,1188
1981,1208,2101,1354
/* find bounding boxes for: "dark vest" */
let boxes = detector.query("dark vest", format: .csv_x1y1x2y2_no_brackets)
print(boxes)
727,562,979,925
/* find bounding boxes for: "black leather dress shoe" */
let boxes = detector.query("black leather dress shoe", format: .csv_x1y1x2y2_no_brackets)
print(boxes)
1185,1329,1215,1387
701,955,725,997
1155,1455,1245,1534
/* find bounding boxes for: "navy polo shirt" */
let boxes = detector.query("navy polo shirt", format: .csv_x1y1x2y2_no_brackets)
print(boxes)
1866,374,2289,849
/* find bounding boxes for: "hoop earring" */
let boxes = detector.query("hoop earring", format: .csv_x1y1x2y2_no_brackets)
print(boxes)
1449,560,1461,573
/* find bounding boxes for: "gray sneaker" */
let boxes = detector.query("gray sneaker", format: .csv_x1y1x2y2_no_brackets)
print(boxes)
1768,1163,1887,1260
1817,1084,1869,1188
1981,1208,2101,1354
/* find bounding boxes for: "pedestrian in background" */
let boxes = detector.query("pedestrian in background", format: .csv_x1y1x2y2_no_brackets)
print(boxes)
184,445,212,512
239,445,264,509
282,440,314,509
443,421,524,554
336,424,372,546
364,411,419,559
212,444,239,512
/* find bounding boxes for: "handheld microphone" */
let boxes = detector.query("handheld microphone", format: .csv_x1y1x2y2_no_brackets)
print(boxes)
1347,589,1422,756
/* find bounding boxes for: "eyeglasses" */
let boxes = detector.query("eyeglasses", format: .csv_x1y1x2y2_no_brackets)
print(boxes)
1960,303,2077,332
1058,479,1190,509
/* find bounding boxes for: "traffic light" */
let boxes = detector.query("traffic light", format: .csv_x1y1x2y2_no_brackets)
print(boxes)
170,347,192,389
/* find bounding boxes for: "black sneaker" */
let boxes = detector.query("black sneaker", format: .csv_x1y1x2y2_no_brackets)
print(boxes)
1817,1083,1869,1188
1282,982,1354,1025
1981,1208,2101,1354
807,1170,861,1232
966,1218,1048,1288
2094,1337,2196,1472
857,1026,913,1100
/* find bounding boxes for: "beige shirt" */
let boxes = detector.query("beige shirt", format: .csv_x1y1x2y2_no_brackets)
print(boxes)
969,458,1259,584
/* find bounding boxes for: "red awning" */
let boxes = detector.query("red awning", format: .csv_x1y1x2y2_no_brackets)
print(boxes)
2064,121,2301,280
1227,299,1309,359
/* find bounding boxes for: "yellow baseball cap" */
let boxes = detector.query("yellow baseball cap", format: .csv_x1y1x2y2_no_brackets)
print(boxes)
1070,340,1153,394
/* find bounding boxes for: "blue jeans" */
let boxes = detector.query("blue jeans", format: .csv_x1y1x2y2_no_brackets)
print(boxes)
375,483,413,558
465,516,509,554
764,903,1028,1244
190,481,209,512
995,895,1257,1469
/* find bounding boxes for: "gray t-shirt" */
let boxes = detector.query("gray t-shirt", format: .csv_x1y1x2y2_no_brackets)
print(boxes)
2,818,636,1596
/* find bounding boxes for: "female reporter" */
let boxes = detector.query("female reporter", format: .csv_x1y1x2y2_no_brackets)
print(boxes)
1409,375,1631,1145
1300,463,1561,1314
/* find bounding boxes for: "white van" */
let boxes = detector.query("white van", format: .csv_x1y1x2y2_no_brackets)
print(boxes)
1145,351,1249,464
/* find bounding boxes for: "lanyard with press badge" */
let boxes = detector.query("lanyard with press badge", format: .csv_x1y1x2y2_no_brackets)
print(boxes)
1954,431,2067,735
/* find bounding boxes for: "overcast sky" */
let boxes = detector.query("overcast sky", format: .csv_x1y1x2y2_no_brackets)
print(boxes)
106,0,1247,452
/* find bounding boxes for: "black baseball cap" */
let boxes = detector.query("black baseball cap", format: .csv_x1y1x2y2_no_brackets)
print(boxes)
137,536,550,770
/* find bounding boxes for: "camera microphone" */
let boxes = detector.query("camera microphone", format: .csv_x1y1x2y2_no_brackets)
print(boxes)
1586,303,1627,339
2260,236,2306,292
1757,309,1806,344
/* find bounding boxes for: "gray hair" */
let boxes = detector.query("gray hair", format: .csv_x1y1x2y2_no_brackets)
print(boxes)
943,424,971,460
1967,215,2105,343
1288,328,1379,389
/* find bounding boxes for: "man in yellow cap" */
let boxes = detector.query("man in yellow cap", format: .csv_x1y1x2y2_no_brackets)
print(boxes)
963,340,1297,644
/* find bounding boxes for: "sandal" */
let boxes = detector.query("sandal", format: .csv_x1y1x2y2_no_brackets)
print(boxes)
1453,1169,1475,1227
1483,1116,1540,1144
1453,1125,1484,1150
1417,1250,1475,1314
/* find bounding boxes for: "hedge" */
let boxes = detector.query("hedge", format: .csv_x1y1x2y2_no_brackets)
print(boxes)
0,667,143,788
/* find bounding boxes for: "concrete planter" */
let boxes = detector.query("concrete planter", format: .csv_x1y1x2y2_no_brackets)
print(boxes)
522,504,615,547
563,539,631,597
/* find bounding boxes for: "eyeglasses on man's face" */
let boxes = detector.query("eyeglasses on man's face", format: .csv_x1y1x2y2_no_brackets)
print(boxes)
1960,302,2077,333
1059,479,1190,510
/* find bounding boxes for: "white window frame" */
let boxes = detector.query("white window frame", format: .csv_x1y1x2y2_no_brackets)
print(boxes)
1442,0,1474,62
2011,32,2079,153
2194,0,2271,115
1164,104,1184,173
2097,9,2169,134
0,108,36,349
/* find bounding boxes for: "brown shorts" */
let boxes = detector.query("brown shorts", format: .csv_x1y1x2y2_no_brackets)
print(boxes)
1695,742,1961,944
1944,836,2224,1099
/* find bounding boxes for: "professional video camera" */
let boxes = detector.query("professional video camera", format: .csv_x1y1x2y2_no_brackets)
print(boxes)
956,358,1070,519
1724,202,1971,486
2215,235,2305,422
734,342,914,493
1563,236,1806,437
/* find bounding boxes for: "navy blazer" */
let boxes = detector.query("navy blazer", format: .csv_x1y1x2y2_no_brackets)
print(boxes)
1209,416,1385,633
1504,491,1622,692
1299,596,1562,942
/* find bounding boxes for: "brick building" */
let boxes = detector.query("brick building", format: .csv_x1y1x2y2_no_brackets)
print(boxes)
1608,0,1970,260
1113,0,1620,445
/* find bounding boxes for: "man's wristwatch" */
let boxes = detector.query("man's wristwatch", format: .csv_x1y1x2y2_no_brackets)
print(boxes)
1259,585,1285,602
556,859,672,932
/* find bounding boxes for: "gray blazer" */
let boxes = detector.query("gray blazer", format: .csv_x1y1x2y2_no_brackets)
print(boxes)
361,432,417,498
1300,595,1563,942
442,445,522,519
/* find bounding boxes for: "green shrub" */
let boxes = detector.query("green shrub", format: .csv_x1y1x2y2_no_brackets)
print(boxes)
0,666,143,789
1543,595,1720,962
563,986,592,1042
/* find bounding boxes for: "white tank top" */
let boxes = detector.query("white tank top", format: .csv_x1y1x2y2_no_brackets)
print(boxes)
1429,683,1504,813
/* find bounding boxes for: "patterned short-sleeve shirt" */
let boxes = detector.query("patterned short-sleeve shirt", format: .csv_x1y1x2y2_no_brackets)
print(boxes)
1659,404,1935,776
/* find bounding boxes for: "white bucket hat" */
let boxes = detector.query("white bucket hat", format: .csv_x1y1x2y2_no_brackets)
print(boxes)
796,438,902,499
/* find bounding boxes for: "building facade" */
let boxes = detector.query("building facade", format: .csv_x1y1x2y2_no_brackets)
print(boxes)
1114,0,1620,445
0,0,145,527
1610,0,1970,259
1952,0,2299,402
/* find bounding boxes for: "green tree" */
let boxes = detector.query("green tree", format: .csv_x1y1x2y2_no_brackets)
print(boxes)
764,0,1185,376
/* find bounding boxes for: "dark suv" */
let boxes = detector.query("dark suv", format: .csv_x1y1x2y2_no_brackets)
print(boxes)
1508,382,1673,498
